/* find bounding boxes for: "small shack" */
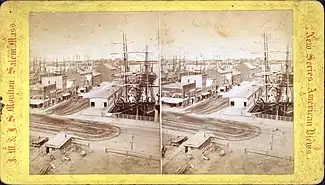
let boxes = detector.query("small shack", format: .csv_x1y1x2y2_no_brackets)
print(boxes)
183,133,211,153
44,133,73,153
30,99,45,109
31,136,49,147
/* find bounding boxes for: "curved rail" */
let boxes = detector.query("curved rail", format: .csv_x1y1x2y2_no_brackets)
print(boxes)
163,112,261,141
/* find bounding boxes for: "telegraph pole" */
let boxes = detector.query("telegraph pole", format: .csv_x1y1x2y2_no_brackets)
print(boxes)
130,134,135,150
270,132,274,150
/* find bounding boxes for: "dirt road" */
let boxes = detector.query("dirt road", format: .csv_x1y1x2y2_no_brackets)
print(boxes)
30,114,120,141
184,97,228,114
48,98,89,115
162,112,261,141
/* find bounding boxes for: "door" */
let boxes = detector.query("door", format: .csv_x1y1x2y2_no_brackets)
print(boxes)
104,102,107,107
230,101,235,106
244,102,247,107
91,102,95,107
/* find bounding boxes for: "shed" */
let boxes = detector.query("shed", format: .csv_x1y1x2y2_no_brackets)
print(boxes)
161,97,184,107
183,133,211,153
30,99,44,105
30,99,45,108
31,137,49,147
44,133,73,153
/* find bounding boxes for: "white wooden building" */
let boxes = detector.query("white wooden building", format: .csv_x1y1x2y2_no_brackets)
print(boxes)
223,81,263,109
82,82,121,109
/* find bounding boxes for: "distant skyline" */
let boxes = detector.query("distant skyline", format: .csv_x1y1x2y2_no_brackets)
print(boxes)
30,11,292,62
161,11,293,61
30,12,160,61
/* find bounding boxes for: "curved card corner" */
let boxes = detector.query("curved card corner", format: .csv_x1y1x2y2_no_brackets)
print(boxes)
310,169,325,185
0,0,13,11
313,0,325,12
0,174,15,185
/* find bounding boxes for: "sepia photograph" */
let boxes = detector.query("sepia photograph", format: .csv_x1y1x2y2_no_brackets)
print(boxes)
160,11,294,174
0,1,324,184
28,9,294,175
29,12,161,175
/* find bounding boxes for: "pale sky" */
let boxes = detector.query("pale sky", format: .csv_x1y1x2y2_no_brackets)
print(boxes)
30,12,160,61
161,11,293,60
30,10,292,62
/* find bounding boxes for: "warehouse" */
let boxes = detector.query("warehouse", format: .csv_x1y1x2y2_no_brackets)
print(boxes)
82,82,122,109
223,81,262,109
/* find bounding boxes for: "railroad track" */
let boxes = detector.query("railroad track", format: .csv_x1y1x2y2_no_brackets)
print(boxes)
201,101,228,114
49,98,89,115
162,113,261,141
30,114,120,141
184,98,228,115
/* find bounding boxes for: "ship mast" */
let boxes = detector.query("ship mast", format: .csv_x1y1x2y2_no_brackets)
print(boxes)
263,33,269,102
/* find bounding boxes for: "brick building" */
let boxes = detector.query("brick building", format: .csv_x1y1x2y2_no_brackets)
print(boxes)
30,83,56,108
161,82,196,107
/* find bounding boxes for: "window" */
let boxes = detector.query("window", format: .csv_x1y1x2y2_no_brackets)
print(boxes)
244,102,247,107
188,79,190,83
230,101,235,106
48,81,50,84
104,102,107,107
91,102,95,107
